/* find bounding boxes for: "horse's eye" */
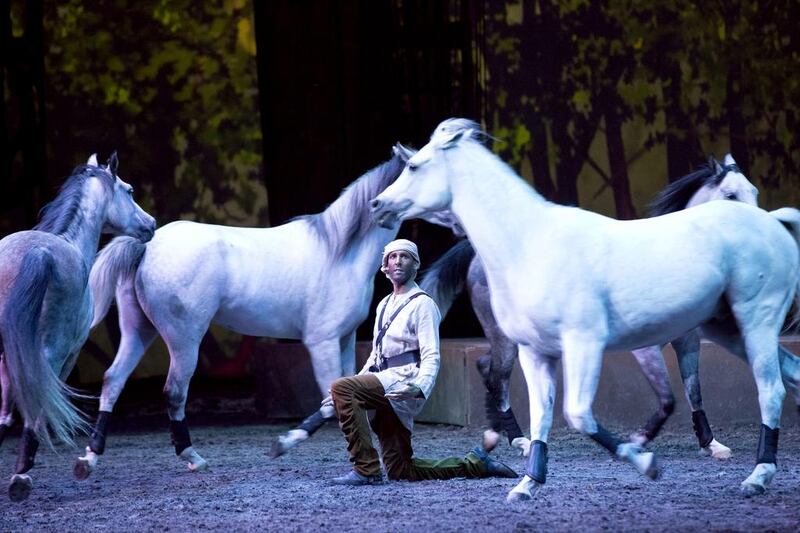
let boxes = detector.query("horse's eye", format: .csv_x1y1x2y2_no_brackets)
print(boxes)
725,192,737,200
408,163,417,172
128,188,134,196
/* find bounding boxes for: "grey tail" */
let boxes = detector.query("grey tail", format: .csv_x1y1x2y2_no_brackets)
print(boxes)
770,207,800,331
90,236,147,329
418,240,476,318
1,248,88,447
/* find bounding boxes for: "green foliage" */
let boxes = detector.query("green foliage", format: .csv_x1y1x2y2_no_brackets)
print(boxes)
44,0,266,226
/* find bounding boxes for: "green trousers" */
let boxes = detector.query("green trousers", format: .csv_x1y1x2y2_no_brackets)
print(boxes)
330,374,486,480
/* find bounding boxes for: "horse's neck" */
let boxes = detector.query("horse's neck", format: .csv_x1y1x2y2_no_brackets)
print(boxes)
349,224,398,280
64,180,108,267
449,149,549,279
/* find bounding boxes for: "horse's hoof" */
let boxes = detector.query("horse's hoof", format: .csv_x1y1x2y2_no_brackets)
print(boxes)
8,474,32,502
702,439,732,460
740,482,766,498
269,437,289,459
511,437,531,457
74,457,93,480
506,490,531,503
179,447,208,473
482,429,501,453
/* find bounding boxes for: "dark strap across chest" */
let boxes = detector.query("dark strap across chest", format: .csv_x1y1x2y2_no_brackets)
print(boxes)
375,291,428,356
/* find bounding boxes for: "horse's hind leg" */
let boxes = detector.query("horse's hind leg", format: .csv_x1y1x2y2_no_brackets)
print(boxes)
778,345,800,415
270,335,349,458
507,345,556,502
703,320,784,496
7,423,37,502
75,283,158,480
0,353,15,448
629,344,675,445
161,335,207,472
672,330,732,459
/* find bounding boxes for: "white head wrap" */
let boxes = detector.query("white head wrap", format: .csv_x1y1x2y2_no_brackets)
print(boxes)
380,239,421,273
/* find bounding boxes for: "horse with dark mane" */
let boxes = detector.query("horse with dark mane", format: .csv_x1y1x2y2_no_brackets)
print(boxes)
0,153,154,502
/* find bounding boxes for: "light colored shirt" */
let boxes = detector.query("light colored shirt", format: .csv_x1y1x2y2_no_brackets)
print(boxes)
358,281,441,431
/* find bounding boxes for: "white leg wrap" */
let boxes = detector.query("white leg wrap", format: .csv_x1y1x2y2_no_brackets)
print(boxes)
179,446,208,472
0,414,13,426
740,463,777,497
701,438,732,460
507,475,541,503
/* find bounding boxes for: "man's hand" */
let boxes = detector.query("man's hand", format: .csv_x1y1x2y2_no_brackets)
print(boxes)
385,383,423,401
321,394,333,408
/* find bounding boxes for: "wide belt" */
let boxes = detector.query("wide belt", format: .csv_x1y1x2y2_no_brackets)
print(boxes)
376,350,421,372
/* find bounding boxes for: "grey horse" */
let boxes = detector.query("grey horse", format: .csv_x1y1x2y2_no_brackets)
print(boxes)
0,153,155,501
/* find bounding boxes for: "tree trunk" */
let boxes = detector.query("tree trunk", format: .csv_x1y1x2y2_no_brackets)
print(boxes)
663,62,702,182
604,100,637,219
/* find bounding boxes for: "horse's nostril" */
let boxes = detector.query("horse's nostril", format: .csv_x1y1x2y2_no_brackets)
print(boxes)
370,199,381,209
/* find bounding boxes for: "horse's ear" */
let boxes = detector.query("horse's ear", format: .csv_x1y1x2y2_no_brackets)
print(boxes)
723,153,737,167
708,154,723,174
392,143,416,162
87,153,99,167
106,151,119,176
441,129,467,150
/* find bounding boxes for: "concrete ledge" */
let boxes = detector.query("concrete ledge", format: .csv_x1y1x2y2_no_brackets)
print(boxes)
253,337,800,431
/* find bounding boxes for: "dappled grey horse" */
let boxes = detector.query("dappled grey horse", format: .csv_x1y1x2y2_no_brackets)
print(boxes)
0,153,154,501
420,155,800,459
75,149,417,479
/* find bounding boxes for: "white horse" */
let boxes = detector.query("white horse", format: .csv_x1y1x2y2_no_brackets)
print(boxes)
0,153,154,501
74,149,411,479
419,156,772,460
371,118,800,501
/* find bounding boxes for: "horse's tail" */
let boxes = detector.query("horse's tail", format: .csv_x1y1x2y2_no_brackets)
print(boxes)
90,236,147,329
419,240,476,318
1,248,87,447
770,207,800,329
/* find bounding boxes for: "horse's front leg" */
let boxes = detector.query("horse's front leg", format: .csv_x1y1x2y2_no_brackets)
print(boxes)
562,331,659,482
507,346,556,502
629,344,675,445
269,336,344,458
673,330,732,459
0,353,15,448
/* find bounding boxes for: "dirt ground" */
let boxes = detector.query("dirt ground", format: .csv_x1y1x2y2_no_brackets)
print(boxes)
1,391,799,532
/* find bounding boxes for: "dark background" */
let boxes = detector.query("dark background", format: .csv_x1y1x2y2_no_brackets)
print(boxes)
2,0,798,382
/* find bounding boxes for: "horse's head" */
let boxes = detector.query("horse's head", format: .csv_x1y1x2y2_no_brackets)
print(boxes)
371,118,483,228
688,154,759,208
88,152,156,242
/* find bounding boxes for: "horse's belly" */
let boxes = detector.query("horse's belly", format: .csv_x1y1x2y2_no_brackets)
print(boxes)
212,304,302,339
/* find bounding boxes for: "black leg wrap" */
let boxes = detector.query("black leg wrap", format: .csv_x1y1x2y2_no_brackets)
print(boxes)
0,423,9,447
526,440,548,484
484,392,503,433
500,408,524,443
297,409,330,435
15,428,39,475
590,425,624,456
756,424,779,465
89,411,112,455
691,410,714,448
169,419,192,456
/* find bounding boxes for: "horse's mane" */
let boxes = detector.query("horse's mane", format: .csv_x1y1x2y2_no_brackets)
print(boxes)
431,118,489,145
299,153,405,259
35,164,115,237
647,159,723,217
